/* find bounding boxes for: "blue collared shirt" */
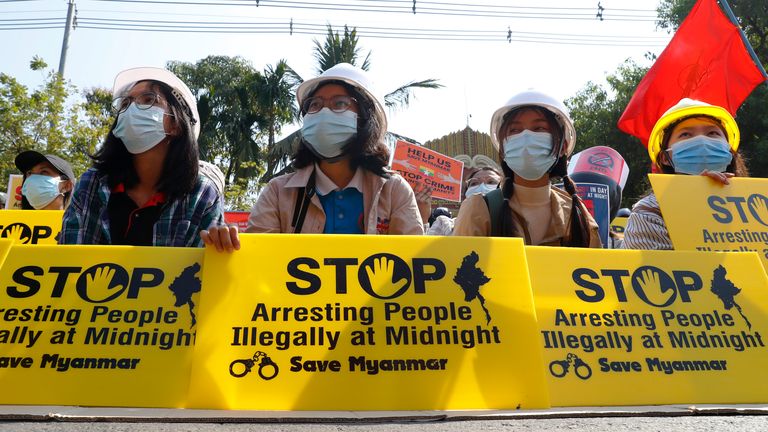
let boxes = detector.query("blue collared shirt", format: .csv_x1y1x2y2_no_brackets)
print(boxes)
314,165,364,234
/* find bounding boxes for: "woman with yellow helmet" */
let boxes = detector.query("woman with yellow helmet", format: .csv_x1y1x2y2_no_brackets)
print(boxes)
623,98,749,250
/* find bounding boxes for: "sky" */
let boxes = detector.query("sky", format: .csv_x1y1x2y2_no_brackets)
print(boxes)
2,0,672,144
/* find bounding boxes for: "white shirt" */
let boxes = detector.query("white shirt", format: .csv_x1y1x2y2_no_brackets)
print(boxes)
314,163,364,195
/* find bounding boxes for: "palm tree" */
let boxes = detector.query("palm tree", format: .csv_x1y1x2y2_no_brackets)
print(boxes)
307,25,443,109
267,25,442,180
167,56,263,188
312,25,371,75
255,60,300,183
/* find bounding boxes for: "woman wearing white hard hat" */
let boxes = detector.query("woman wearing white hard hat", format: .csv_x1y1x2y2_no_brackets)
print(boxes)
60,67,223,247
453,89,601,247
202,63,422,251
623,98,748,250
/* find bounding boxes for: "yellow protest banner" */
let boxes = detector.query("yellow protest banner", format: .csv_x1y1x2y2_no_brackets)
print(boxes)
0,245,203,407
651,174,768,269
0,210,63,244
5,174,22,210
188,234,549,410
611,216,627,235
527,247,768,406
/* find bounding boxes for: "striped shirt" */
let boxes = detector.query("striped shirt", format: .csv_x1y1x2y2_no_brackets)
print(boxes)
621,193,673,250
59,168,223,247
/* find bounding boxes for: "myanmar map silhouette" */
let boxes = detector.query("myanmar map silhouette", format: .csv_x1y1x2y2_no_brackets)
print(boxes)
168,263,202,328
453,251,492,324
711,265,751,330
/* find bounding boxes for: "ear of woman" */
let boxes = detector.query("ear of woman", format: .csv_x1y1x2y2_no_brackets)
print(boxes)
61,179,74,194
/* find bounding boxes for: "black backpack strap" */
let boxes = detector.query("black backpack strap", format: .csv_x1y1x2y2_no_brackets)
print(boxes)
291,170,316,233
290,188,305,229
482,188,505,237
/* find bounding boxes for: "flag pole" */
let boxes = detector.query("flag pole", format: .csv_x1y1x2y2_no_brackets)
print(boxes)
718,0,768,81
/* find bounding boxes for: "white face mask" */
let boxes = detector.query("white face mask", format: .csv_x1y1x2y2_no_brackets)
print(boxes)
502,130,557,181
465,183,498,197
113,104,170,154
22,174,63,209
301,108,358,159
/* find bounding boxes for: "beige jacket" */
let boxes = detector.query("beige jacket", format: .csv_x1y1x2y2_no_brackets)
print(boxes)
453,186,602,247
247,165,424,235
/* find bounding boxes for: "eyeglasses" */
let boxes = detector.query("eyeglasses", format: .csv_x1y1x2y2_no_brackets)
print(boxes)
466,178,500,188
303,95,357,114
111,92,166,113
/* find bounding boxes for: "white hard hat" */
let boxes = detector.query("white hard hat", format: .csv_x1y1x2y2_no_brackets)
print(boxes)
489,89,576,156
647,98,739,164
296,63,387,131
113,67,200,139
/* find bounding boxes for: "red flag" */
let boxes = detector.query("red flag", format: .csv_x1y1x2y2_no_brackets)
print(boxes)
618,0,767,145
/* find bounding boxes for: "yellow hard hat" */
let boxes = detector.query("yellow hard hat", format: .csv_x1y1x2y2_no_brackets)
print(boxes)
647,98,739,164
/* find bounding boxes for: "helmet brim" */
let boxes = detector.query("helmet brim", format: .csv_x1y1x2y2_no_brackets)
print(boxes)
113,67,200,139
490,103,576,156
648,105,739,164
297,74,387,132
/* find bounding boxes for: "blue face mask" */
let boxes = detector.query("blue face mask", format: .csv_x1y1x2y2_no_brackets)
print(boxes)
669,136,733,175
113,104,169,155
22,174,62,209
502,130,557,181
301,108,358,159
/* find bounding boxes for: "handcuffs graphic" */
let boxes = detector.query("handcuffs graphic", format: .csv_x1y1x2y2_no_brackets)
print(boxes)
229,351,279,380
549,352,592,380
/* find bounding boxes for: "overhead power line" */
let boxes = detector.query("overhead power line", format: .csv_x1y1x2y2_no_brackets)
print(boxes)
73,17,666,38
1,0,669,45
0,14,669,45
0,15,64,30
87,0,659,21
63,17,667,45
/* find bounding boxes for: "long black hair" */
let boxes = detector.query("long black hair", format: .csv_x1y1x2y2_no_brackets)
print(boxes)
292,80,390,178
496,106,591,247
93,80,199,202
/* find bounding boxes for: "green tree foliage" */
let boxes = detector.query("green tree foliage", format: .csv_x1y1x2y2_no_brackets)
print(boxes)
256,60,300,184
306,25,444,110
304,24,443,110
167,56,262,182
656,0,768,178
270,25,443,173
571,1,768,208
292,25,443,108
167,56,299,209
734,85,768,178
313,25,371,74
0,57,111,191
566,60,651,206
658,0,767,63
167,56,264,210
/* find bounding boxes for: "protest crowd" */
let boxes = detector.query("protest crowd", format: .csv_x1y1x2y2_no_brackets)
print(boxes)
5,56,757,253
13,58,749,253
5,0,768,419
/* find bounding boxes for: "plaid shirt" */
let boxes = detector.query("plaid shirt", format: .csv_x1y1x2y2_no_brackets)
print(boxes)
59,168,223,247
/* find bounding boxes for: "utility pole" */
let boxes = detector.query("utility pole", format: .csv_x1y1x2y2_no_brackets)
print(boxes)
57,0,76,78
